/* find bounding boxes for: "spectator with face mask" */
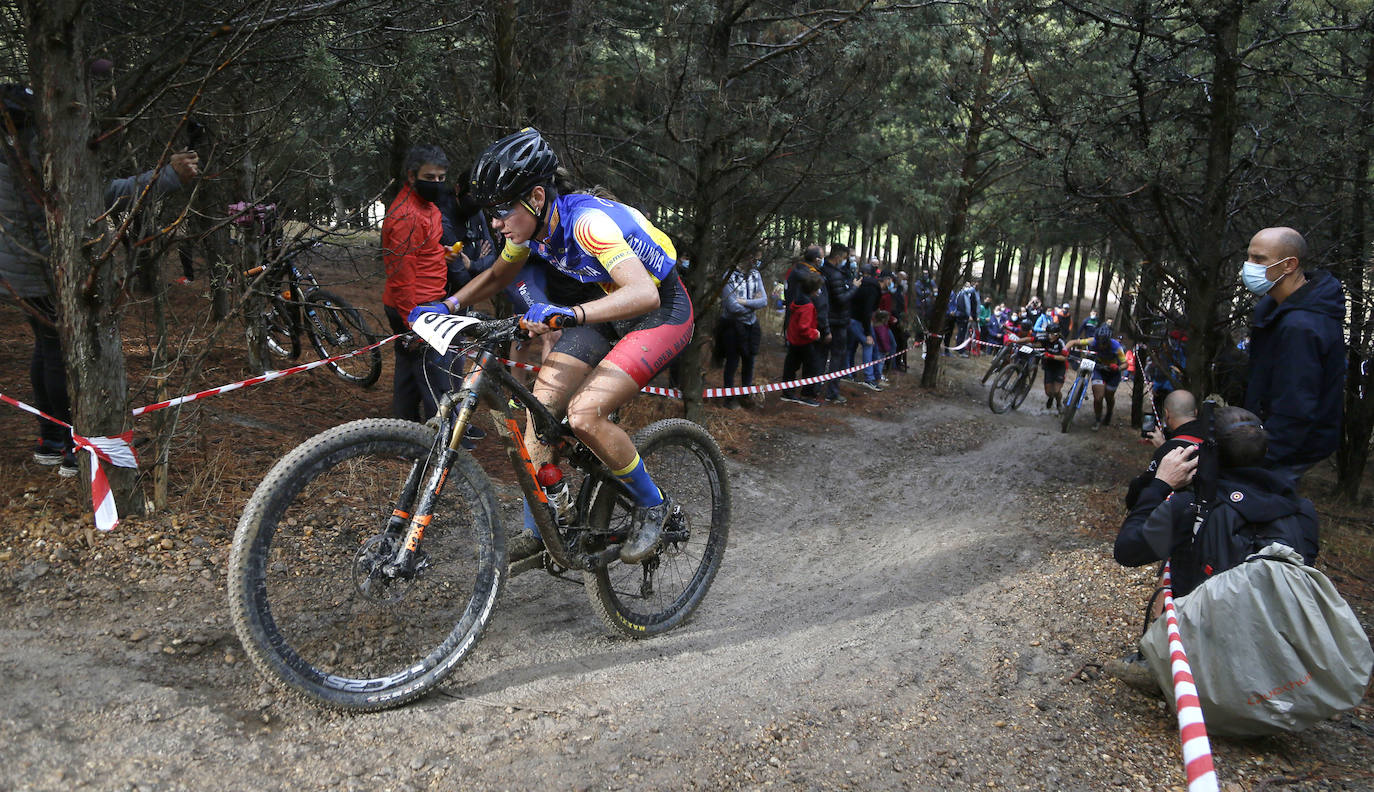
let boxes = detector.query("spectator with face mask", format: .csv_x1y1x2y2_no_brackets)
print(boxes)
718,251,767,408
1241,226,1345,486
382,144,457,422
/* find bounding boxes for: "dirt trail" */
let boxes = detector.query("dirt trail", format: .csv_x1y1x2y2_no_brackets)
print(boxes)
1,357,1370,792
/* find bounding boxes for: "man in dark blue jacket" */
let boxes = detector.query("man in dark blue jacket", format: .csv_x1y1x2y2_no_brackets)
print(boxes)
1241,227,1345,485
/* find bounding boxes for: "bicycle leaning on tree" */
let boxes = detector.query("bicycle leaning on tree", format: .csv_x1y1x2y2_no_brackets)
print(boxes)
227,311,731,711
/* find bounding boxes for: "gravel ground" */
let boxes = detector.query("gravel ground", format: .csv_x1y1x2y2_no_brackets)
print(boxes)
0,354,1371,792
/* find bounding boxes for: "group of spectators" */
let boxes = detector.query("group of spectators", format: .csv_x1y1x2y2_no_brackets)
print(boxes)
754,243,913,408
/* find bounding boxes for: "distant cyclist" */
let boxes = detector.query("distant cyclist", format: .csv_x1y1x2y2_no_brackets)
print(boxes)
1039,323,1069,413
1067,323,1129,430
409,128,692,563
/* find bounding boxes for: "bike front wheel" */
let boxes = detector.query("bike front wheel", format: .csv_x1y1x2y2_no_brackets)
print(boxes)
989,366,1019,414
228,419,505,711
262,294,300,360
1061,377,1083,432
583,419,730,638
305,290,383,387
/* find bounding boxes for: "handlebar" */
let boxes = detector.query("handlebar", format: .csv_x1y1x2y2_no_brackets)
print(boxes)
517,313,577,335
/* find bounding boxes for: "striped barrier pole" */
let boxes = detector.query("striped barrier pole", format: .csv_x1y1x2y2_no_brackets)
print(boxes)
1160,562,1220,792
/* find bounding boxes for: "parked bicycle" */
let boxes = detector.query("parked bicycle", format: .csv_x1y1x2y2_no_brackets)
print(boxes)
988,343,1041,414
244,246,383,387
1060,351,1098,432
227,312,730,711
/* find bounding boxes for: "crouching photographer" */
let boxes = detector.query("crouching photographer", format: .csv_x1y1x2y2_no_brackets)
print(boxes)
1109,405,1371,737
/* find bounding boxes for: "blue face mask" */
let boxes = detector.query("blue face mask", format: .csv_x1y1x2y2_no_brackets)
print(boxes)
1242,257,1290,296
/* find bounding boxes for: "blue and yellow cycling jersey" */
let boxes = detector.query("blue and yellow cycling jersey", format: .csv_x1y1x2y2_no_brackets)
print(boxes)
1069,336,1128,366
498,193,676,291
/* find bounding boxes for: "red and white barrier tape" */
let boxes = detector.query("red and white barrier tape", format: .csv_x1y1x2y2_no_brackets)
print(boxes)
1,393,137,533
132,333,403,416
1160,562,1220,792
642,342,920,400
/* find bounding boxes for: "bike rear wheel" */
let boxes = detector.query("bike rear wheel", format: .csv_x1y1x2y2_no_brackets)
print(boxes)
228,419,504,711
583,419,730,638
305,290,383,387
989,366,1019,413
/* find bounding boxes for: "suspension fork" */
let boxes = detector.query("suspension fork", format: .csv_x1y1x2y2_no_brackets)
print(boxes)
386,373,485,575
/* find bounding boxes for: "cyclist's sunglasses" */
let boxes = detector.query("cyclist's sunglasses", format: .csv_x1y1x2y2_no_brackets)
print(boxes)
484,198,537,221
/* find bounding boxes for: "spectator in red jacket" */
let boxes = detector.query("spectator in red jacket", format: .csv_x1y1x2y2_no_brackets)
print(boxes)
780,271,824,407
382,144,454,421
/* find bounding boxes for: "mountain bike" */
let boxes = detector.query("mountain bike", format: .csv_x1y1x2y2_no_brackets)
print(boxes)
988,343,1040,414
1060,352,1098,433
227,313,730,711
245,246,383,387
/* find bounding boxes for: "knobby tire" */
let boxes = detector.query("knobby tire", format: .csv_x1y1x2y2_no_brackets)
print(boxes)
1011,365,1038,409
228,419,505,711
989,366,1019,414
981,346,1009,385
1061,377,1083,433
583,419,730,638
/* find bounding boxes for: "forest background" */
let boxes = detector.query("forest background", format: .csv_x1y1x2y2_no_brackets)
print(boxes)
5,0,1373,513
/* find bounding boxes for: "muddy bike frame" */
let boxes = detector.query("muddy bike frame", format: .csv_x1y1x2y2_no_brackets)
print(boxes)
382,316,635,581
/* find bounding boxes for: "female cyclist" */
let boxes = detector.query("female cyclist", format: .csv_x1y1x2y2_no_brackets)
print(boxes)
1067,323,1129,430
407,128,693,564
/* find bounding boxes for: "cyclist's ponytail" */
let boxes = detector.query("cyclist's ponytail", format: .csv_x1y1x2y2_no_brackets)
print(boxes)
550,167,621,203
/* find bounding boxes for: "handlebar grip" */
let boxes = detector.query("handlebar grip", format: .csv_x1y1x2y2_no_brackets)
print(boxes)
244,265,265,277
549,313,576,329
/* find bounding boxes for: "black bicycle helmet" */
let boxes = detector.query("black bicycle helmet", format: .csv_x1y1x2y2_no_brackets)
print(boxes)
1094,323,1113,342
468,127,559,206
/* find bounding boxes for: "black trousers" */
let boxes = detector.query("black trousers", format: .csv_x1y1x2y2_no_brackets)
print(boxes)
718,319,762,388
782,341,821,398
23,297,71,449
822,324,849,398
385,305,458,422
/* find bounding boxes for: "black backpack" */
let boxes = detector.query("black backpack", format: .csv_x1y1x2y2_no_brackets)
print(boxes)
1194,493,1315,580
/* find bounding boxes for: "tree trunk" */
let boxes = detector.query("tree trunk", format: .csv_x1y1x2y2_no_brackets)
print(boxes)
1047,245,1062,306
1335,30,1374,502
1015,245,1034,305
1034,247,1048,302
1184,3,1245,397
1095,257,1114,321
492,0,519,114
27,0,145,514
922,34,995,389
1077,239,1093,317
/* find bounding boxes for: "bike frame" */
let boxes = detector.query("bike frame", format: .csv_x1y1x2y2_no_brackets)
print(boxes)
384,330,623,577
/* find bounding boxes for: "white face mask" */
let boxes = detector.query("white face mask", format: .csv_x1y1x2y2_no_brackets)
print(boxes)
1241,257,1291,296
